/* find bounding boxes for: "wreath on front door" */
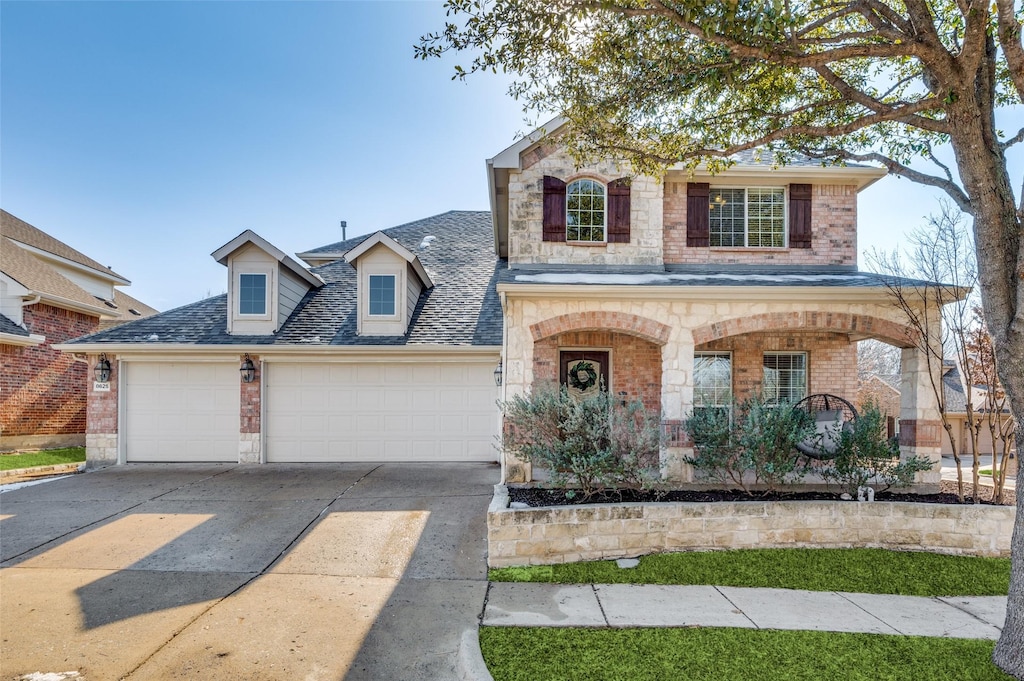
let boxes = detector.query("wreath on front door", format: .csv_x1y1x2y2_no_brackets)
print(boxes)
568,360,598,391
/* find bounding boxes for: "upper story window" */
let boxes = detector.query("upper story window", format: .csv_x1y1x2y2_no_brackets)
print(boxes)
368,274,396,316
566,179,606,242
710,187,786,247
238,273,267,315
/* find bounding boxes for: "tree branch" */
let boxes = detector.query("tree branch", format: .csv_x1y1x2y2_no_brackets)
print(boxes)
1001,126,1024,151
855,0,914,34
814,64,950,132
996,0,1024,100
805,148,973,213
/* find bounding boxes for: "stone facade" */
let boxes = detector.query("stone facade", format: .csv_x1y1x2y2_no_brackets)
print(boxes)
1,304,98,449
507,150,664,266
487,488,1016,567
239,355,262,463
86,353,119,466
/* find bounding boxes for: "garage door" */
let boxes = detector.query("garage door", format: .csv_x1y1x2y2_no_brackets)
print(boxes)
265,362,498,462
125,362,239,462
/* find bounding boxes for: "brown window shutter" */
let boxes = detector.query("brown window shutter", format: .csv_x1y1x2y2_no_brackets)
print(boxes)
789,183,812,248
607,178,631,243
543,176,567,242
686,182,710,247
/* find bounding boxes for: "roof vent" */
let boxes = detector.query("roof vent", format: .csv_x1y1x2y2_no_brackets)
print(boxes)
419,235,436,249
129,308,141,316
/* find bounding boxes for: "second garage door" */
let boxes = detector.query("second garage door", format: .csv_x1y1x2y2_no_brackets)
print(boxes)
265,361,498,462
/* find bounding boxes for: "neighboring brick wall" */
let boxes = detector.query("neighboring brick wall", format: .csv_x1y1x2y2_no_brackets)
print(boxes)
0,304,98,441
533,330,663,413
487,491,1017,567
663,181,858,267
698,331,857,404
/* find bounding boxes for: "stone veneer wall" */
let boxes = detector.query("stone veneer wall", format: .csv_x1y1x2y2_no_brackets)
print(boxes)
507,149,664,266
533,330,662,413
239,355,261,464
487,487,1016,567
698,331,857,403
662,181,857,267
1,304,98,448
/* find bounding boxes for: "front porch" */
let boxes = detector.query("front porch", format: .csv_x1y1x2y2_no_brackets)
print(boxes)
501,296,943,489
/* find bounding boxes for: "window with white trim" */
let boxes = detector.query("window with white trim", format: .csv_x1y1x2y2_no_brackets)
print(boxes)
368,274,396,316
238,273,267,315
762,352,807,403
694,352,732,416
566,179,606,242
710,187,786,247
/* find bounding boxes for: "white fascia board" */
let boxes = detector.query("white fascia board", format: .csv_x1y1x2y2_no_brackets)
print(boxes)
212,229,323,288
487,116,568,170
0,331,45,347
678,163,887,192
7,240,131,285
35,292,109,317
344,232,434,289
52,343,501,361
1,272,31,296
295,251,345,267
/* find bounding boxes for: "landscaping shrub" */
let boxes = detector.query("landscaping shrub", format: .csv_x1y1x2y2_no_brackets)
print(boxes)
818,402,933,495
501,384,662,499
685,397,815,494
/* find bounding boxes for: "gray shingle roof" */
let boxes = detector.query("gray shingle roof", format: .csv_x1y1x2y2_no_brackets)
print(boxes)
68,211,503,347
0,314,30,337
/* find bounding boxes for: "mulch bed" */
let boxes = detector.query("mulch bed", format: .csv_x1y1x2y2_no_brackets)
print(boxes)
508,486,1006,508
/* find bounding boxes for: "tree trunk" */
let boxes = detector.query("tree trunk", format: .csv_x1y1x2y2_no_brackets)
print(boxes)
943,40,1023,671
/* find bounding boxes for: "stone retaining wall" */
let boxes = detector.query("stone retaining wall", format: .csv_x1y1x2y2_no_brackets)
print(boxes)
487,486,1016,567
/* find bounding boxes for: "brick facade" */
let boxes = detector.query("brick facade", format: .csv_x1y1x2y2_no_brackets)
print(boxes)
698,331,858,404
663,181,858,267
1,304,98,447
533,331,663,413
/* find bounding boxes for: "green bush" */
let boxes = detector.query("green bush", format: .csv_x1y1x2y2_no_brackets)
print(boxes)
501,384,662,499
819,403,933,495
685,397,815,494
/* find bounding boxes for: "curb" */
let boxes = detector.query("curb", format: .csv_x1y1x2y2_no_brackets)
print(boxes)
0,462,85,483
458,626,494,681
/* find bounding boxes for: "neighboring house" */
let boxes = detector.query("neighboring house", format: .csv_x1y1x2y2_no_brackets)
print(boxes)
856,372,901,438
59,213,503,465
61,119,951,485
1,210,157,450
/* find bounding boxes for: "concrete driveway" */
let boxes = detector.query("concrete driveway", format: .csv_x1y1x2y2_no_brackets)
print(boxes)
0,462,498,680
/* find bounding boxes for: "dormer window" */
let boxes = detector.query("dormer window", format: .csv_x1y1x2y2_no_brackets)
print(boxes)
368,274,396,316
566,179,606,242
238,273,268,315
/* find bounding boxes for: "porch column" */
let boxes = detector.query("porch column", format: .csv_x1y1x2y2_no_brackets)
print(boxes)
660,333,694,482
502,309,533,483
899,346,943,488
239,354,262,464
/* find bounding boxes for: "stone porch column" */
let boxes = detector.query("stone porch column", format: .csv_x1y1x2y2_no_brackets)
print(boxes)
502,308,533,483
239,355,262,464
899,346,943,489
660,334,694,482
85,354,119,467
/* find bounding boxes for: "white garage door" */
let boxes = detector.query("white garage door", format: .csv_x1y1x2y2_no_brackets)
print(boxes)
265,362,498,462
125,362,239,462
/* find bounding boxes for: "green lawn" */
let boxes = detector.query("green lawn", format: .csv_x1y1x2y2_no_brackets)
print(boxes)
489,548,1010,596
481,627,1013,681
0,447,85,471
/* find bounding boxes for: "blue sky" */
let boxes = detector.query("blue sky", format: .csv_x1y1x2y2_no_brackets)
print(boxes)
2,1,1020,312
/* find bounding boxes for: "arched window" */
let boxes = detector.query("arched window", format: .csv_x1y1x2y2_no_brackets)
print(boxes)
566,179,606,242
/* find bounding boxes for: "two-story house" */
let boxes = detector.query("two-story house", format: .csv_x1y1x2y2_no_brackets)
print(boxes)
62,120,947,486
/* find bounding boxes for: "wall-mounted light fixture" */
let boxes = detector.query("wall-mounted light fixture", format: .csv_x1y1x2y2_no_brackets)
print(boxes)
94,354,112,383
240,354,256,384
493,360,503,387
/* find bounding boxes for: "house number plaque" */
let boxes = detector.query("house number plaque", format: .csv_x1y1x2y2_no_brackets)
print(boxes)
93,381,110,392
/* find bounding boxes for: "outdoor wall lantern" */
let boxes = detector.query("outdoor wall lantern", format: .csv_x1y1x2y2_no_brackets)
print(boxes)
240,354,257,384
493,360,503,387
94,354,112,383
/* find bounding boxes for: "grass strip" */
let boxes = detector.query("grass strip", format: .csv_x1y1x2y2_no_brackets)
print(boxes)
489,548,1010,596
0,447,86,471
480,627,1013,681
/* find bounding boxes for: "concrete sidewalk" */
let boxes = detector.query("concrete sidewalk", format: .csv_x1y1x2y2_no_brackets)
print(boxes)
483,583,1007,640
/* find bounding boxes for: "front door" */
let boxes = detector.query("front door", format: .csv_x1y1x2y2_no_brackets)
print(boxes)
559,351,609,398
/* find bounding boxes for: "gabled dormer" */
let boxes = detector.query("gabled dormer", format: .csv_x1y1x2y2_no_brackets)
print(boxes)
212,230,324,335
343,232,433,336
